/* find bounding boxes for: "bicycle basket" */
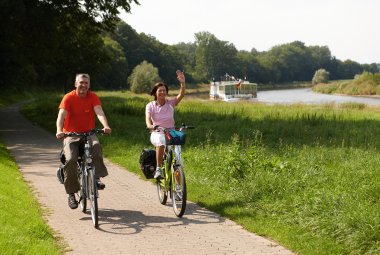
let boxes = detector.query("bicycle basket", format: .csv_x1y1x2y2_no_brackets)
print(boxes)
139,149,156,179
165,129,186,145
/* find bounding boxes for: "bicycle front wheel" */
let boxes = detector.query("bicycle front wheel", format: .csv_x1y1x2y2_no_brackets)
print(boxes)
88,167,98,228
76,164,87,212
156,177,167,205
172,166,187,217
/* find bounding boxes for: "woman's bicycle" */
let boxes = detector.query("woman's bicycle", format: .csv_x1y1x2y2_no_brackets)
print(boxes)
155,124,194,217
60,129,105,228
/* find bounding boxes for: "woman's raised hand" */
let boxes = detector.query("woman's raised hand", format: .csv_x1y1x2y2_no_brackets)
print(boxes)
176,70,185,84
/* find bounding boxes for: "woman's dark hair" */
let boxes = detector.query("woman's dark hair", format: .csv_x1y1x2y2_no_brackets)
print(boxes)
150,82,169,100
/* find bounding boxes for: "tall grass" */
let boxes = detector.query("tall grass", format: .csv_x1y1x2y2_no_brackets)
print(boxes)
313,73,380,95
22,91,380,255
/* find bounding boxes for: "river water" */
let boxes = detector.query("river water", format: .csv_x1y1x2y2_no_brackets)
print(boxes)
257,88,380,106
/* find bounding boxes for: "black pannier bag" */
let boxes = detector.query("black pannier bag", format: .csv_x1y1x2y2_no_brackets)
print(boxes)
139,149,156,179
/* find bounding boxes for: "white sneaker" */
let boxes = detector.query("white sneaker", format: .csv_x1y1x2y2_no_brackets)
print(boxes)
154,168,163,179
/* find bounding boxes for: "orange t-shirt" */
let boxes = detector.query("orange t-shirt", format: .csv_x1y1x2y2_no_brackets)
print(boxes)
59,90,101,132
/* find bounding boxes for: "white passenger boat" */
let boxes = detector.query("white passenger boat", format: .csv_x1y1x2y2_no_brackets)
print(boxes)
210,74,257,102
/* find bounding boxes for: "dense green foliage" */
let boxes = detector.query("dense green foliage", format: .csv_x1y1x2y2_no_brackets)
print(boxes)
128,61,161,93
96,36,129,90
22,91,380,255
313,72,380,95
312,68,330,85
0,0,138,90
0,141,62,254
111,22,185,85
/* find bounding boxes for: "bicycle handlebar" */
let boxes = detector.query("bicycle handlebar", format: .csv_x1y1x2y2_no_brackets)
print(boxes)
152,123,195,132
64,129,105,138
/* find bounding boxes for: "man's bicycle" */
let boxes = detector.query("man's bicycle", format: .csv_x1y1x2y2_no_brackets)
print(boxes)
58,129,105,228
155,124,194,217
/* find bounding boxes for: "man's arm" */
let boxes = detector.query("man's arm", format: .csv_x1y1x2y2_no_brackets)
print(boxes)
94,105,111,134
56,108,67,139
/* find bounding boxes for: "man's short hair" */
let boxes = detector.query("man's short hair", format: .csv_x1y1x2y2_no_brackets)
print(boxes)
75,73,90,82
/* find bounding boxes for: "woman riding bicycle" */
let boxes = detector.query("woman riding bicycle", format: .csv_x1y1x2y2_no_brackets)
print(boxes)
145,70,186,179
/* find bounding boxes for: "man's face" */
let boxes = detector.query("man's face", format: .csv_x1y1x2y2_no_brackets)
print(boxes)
75,77,90,98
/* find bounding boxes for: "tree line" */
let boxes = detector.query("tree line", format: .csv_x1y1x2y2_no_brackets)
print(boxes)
1,0,378,92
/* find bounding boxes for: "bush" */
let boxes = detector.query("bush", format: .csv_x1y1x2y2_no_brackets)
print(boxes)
312,68,330,85
128,61,161,93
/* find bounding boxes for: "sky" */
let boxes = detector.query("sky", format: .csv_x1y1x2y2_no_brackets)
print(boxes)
120,0,380,64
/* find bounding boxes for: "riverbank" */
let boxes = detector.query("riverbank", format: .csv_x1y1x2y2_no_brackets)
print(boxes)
313,72,380,96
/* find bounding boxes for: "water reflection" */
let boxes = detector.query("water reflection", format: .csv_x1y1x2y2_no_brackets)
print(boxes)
257,88,380,105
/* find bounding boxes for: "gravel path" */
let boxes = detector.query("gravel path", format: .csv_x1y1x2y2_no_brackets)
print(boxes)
0,104,294,255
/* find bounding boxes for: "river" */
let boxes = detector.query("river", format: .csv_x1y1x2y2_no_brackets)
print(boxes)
257,88,380,106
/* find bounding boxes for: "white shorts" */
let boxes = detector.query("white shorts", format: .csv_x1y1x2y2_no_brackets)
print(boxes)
150,132,166,147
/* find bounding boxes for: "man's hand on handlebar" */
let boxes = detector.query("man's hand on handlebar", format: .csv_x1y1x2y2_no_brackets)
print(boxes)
102,127,112,135
56,131,65,139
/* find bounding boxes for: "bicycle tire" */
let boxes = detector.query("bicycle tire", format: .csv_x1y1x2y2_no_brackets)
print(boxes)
77,164,87,212
172,166,187,217
156,174,167,205
88,167,98,228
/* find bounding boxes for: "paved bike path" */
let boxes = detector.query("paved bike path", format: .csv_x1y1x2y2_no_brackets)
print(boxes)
0,104,294,255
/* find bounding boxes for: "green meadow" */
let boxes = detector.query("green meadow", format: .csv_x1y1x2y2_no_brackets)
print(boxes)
19,90,380,255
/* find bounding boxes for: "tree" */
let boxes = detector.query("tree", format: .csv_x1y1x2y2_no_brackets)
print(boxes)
37,0,139,29
112,22,185,85
0,0,139,89
128,61,161,93
309,45,333,71
95,36,129,90
236,51,262,83
312,69,330,85
362,63,379,73
174,42,197,74
194,31,238,82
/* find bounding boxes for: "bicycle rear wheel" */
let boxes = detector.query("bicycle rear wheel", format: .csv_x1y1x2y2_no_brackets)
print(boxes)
172,166,187,217
88,167,98,228
76,164,87,212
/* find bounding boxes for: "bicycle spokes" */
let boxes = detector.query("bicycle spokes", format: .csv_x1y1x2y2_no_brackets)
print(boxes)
88,168,98,228
172,168,187,217
157,178,168,205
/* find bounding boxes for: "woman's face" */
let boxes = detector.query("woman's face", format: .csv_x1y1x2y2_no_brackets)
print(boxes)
156,85,167,100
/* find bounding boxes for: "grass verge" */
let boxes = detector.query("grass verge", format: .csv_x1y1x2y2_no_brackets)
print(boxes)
0,140,62,254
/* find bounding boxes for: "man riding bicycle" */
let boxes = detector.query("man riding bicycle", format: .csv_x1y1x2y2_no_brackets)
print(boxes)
56,73,111,209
